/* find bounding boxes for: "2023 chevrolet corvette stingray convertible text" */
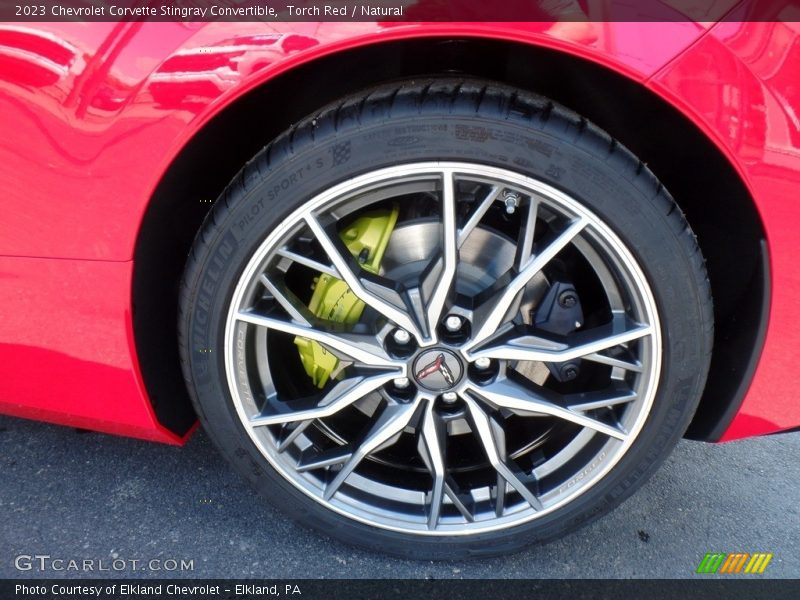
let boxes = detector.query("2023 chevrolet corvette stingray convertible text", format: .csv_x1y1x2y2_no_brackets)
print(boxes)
1,1,799,558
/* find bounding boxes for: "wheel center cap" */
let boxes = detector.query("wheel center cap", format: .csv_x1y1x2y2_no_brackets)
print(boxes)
412,348,463,391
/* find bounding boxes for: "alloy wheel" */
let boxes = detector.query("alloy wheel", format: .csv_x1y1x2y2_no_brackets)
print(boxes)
224,162,661,535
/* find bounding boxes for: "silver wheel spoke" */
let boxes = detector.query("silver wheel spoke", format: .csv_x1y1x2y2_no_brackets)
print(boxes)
276,421,313,453
421,170,458,342
236,310,401,369
516,196,539,270
297,445,352,472
467,380,628,440
259,274,312,326
417,401,447,529
463,395,543,512
305,214,425,343
324,398,422,500
467,314,653,364
457,185,501,248
276,248,339,278
250,374,396,427
583,351,644,373
467,218,587,349
415,399,476,525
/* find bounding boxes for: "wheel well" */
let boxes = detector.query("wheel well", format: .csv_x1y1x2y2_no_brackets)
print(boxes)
132,36,767,440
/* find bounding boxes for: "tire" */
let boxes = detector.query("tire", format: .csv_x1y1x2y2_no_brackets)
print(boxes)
179,79,713,559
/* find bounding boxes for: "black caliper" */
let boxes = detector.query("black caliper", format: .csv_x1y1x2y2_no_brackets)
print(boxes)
533,281,584,383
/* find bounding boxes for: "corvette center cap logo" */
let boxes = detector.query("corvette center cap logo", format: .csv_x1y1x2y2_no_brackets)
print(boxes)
413,349,464,391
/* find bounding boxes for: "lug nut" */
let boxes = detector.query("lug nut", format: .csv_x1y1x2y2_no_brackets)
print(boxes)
474,357,492,370
392,329,411,344
444,315,462,332
393,377,411,389
441,392,458,403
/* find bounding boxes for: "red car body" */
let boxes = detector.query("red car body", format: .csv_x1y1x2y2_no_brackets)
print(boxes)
1,4,798,445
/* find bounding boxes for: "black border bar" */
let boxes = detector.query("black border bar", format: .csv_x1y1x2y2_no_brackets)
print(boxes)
4,579,800,600
0,0,798,23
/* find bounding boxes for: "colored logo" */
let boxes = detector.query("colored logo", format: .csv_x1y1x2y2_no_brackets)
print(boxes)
413,349,462,391
696,552,773,574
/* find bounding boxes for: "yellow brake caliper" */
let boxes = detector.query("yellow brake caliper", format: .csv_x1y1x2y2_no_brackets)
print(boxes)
294,206,399,388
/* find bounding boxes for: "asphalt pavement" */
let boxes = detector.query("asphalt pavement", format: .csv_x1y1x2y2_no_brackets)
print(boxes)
1,413,798,579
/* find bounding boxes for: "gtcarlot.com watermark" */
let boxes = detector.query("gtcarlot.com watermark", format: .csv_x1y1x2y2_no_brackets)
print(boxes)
14,554,194,573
